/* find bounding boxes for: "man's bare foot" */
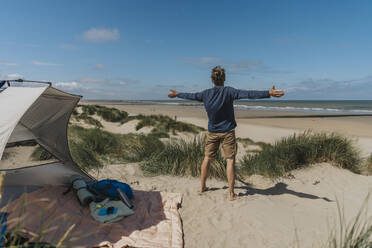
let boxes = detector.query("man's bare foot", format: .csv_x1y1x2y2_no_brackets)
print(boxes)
229,192,238,201
200,186,208,193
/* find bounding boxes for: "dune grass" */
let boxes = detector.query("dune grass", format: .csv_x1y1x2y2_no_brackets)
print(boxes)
135,114,205,135
72,104,129,125
72,104,204,138
140,135,228,180
362,154,372,175
33,110,364,181
240,131,361,178
324,193,372,248
80,104,129,123
67,125,163,170
236,137,271,153
31,125,163,170
118,133,164,162
31,145,55,161
2,200,83,248
72,113,103,128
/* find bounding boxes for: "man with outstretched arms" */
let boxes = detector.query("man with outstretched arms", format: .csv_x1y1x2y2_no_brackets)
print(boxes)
168,66,284,200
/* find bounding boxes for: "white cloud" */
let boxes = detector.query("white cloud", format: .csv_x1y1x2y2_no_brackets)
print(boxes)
50,76,142,99
78,77,106,83
1,73,23,80
0,62,18,66
95,63,105,69
32,61,61,66
55,81,79,90
81,28,120,42
78,77,139,86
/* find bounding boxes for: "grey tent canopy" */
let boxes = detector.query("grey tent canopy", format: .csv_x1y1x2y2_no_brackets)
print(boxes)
0,79,93,205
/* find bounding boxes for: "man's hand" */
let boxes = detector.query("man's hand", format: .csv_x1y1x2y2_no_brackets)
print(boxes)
269,85,284,98
168,89,178,98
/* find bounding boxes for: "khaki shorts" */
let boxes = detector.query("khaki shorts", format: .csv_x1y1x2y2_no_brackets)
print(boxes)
205,130,237,159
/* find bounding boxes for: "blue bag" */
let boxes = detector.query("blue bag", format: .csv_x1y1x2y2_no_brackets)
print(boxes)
0,212,8,247
88,179,133,200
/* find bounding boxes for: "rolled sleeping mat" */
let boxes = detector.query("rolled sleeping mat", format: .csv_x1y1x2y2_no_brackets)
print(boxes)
70,175,95,206
76,188,95,206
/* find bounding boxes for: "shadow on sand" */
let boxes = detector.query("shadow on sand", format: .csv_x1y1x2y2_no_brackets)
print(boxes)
206,182,332,202
237,182,332,202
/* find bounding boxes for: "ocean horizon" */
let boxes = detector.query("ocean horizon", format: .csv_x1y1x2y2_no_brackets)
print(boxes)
85,100,372,115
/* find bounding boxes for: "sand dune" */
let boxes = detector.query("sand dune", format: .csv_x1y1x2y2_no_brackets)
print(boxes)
8,102,371,247
86,103,372,247
94,102,372,157
91,163,372,248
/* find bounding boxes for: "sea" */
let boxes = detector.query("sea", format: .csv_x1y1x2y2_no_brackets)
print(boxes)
109,100,372,115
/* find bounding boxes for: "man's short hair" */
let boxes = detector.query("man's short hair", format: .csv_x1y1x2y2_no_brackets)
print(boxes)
211,66,225,85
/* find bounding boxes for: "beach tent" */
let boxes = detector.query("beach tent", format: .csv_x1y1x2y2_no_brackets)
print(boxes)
0,79,93,206
0,80,184,248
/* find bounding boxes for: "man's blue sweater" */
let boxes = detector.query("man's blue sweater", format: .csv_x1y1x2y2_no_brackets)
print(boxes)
177,86,270,133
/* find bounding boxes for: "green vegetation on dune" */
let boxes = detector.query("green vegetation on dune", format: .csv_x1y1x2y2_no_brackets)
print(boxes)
67,125,163,170
31,145,55,161
36,104,367,180
80,104,129,123
71,104,129,127
118,133,164,162
135,114,205,136
368,154,372,166
31,125,365,179
236,137,271,153
69,140,103,170
140,135,227,180
325,193,372,248
73,113,103,128
240,131,361,178
32,125,163,170
72,104,204,138
363,154,372,175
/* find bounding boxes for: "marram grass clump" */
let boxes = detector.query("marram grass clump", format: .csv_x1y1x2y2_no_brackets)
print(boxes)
31,145,55,161
324,193,372,248
135,114,205,135
140,135,227,180
73,112,103,128
240,131,361,178
118,133,165,162
363,154,372,175
75,104,129,123
31,125,164,170
67,125,163,169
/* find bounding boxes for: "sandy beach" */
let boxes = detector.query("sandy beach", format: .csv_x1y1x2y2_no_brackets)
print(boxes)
80,102,372,248
1,101,372,247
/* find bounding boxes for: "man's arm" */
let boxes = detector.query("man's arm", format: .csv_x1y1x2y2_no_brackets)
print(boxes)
230,85,284,99
168,89,204,102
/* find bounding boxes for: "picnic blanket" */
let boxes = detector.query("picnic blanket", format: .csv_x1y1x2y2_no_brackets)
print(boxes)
1,186,183,248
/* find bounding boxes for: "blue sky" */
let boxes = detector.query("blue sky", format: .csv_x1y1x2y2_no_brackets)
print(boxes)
1,0,372,100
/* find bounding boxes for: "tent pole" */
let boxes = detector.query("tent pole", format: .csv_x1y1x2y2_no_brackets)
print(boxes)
0,79,52,87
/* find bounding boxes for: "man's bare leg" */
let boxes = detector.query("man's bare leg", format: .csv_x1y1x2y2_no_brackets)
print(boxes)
226,158,236,200
200,156,212,192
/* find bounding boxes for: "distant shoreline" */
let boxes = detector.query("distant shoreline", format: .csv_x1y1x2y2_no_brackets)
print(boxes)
82,99,372,115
